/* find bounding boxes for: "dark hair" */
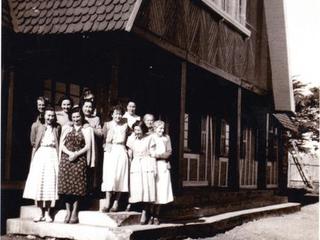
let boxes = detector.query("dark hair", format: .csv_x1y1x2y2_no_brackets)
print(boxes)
44,106,55,112
132,121,148,135
80,98,96,112
37,96,49,105
36,96,50,124
80,88,95,106
58,96,74,108
126,100,136,107
69,106,85,123
43,106,57,125
111,104,124,115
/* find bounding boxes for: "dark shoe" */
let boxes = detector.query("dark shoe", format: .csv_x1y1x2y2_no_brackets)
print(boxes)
110,202,118,212
69,216,79,224
101,207,110,213
153,217,160,225
33,216,45,222
64,213,71,223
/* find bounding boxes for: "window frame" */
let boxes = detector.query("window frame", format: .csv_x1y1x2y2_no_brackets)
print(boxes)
201,0,251,37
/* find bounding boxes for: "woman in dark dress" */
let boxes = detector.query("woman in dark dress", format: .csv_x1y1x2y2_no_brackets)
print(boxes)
58,107,95,224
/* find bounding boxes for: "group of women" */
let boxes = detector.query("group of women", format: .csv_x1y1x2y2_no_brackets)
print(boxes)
23,91,173,225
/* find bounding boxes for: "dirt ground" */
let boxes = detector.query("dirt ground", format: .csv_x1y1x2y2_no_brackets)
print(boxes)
190,203,319,240
2,203,319,240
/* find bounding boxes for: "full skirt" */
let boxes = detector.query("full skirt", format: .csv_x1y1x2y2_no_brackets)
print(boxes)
23,147,59,206
129,156,156,203
101,145,129,192
155,160,173,204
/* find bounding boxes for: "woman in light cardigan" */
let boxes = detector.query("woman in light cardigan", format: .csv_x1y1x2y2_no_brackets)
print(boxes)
58,107,95,224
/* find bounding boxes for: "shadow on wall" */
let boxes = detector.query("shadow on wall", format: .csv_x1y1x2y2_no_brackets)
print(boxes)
286,188,319,206
1,189,32,235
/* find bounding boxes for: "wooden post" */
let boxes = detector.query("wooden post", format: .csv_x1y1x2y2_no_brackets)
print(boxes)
178,61,187,191
4,70,14,180
228,87,241,190
257,110,268,189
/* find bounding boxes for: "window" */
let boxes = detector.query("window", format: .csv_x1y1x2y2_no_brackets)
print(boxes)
201,0,250,36
184,113,189,150
211,0,246,24
220,120,230,157
183,113,201,152
43,80,82,108
266,115,279,187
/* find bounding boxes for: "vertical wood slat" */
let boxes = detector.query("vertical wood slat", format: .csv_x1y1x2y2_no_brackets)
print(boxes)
235,87,242,188
4,70,15,180
179,61,187,189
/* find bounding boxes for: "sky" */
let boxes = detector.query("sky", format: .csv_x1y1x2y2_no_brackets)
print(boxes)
285,0,320,87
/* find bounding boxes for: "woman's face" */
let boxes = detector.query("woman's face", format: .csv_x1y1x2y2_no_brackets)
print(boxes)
155,124,165,137
134,126,143,139
144,115,154,129
112,109,122,123
72,112,82,126
127,102,136,115
82,101,93,117
61,99,72,113
44,110,55,125
37,100,46,113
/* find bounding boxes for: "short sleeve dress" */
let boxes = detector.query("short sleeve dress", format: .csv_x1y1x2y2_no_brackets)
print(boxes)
58,127,88,196
101,121,129,192
127,135,156,203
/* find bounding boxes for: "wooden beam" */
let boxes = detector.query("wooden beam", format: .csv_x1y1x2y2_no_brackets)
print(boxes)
178,61,187,190
4,70,14,180
236,87,242,189
133,26,266,90
125,0,143,32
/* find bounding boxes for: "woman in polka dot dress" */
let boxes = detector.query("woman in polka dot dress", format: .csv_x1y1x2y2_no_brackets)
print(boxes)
58,107,95,224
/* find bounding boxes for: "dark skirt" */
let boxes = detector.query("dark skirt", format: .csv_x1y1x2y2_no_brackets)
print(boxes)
58,127,87,196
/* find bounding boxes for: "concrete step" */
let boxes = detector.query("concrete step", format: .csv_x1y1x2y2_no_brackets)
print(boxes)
6,219,129,240
20,205,141,227
161,196,289,221
7,202,301,240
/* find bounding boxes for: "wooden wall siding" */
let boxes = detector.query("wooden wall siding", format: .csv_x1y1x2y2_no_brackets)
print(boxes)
135,0,271,91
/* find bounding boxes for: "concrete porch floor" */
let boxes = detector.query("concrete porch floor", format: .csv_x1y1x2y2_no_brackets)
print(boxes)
7,202,301,240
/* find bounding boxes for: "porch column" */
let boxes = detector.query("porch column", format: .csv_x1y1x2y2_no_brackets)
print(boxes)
4,69,15,180
178,61,187,191
257,109,268,189
228,87,241,190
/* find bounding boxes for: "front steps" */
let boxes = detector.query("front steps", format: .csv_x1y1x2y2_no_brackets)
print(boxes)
20,206,141,227
7,202,301,240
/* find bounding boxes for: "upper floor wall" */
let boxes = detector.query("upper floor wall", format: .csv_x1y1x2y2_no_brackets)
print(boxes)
133,0,272,92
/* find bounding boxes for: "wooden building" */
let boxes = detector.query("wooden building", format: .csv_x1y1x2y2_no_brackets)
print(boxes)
2,0,295,215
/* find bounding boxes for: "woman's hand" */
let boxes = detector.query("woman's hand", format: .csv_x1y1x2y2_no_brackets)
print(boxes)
68,152,78,161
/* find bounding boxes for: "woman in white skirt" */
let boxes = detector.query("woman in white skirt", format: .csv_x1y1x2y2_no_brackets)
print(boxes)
150,120,174,224
101,105,129,212
127,121,157,224
23,106,61,222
